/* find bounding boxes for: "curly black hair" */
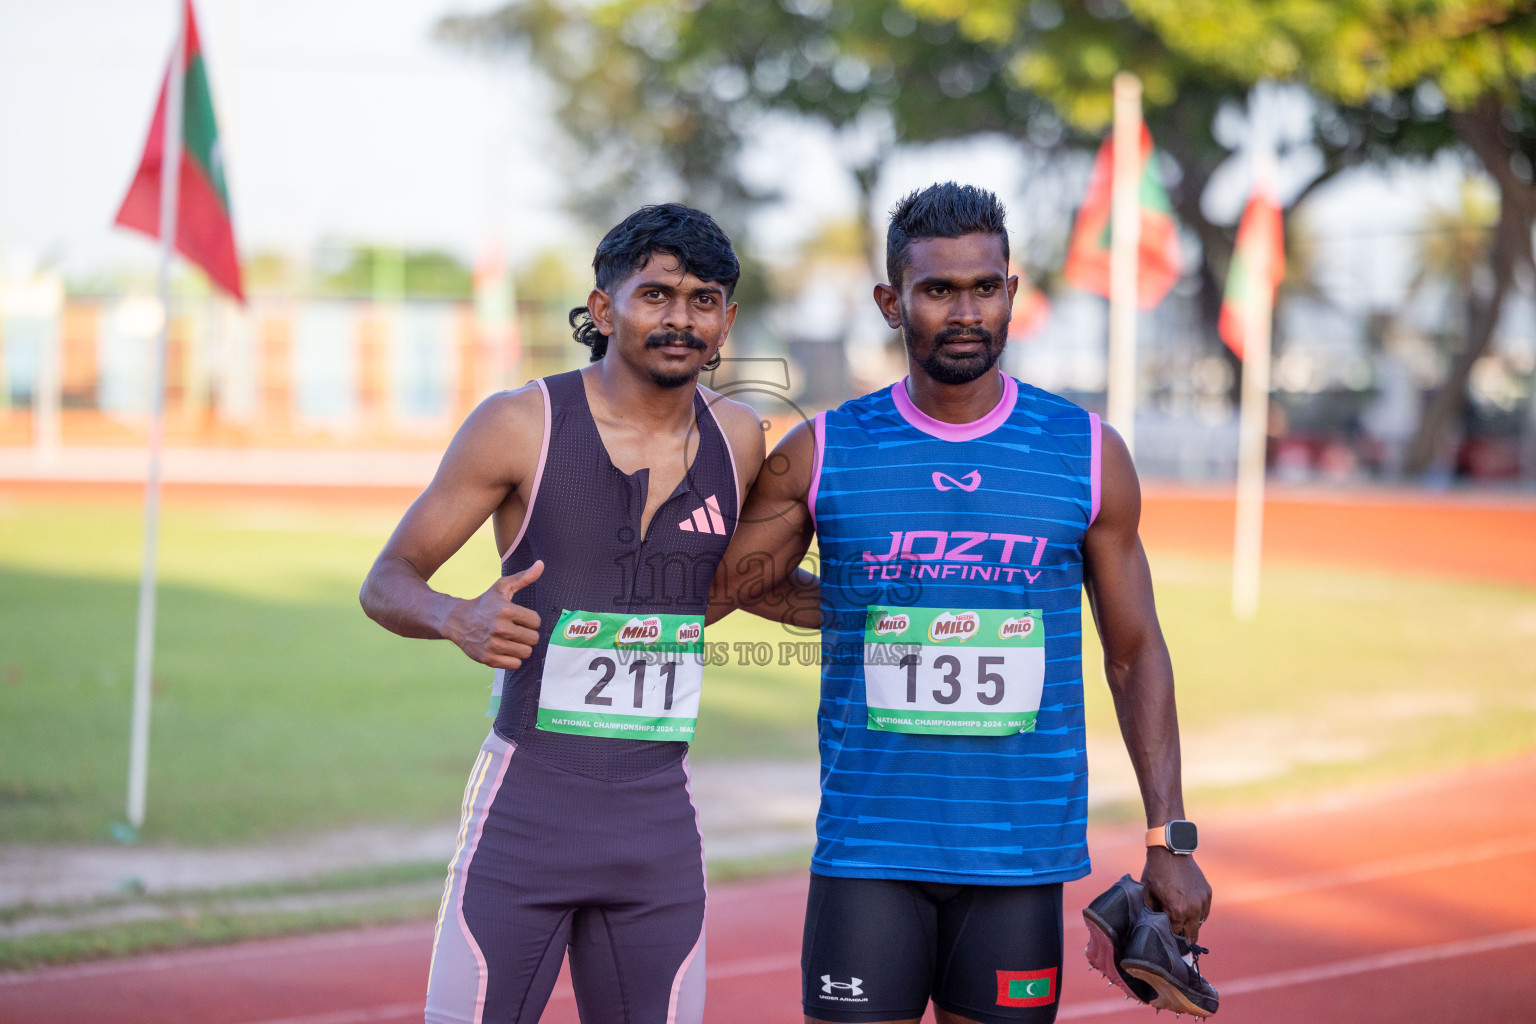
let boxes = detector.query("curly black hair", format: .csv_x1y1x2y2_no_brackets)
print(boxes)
570,203,740,369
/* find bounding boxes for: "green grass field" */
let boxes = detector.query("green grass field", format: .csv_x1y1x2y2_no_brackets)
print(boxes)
2,496,1533,845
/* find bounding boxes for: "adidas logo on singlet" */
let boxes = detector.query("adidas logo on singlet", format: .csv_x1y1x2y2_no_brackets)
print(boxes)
678,494,727,535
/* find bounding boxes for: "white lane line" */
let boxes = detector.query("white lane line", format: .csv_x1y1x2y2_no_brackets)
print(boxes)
230,1004,421,1024
544,952,801,1003
1058,926,1536,1019
233,929,1536,1024
1216,832,1536,905
1062,832,1536,935
0,925,430,986
6,834,1531,998
239,955,804,1023
707,952,800,980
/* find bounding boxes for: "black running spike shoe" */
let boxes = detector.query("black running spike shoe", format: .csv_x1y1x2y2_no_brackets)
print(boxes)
1120,909,1220,1017
1081,874,1157,1002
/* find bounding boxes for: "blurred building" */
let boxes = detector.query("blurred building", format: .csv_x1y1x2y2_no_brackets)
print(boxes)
2,222,1534,487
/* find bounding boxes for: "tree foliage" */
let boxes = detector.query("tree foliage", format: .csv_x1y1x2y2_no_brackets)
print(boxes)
442,0,1536,473
906,0,1536,473
1113,0,1536,473
438,0,1042,243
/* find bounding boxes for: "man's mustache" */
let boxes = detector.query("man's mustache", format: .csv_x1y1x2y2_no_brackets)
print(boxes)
933,326,996,349
646,330,707,351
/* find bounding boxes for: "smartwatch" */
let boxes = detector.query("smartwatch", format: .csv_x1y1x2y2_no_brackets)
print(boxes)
1146,820,1198,855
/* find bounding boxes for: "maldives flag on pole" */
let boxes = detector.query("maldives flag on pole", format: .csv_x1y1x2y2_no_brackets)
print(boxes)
1217,173,1285,358
1063,124,1181,309
116,0,244,302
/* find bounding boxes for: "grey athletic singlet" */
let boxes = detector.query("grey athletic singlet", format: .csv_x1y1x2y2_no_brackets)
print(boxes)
425,369,739,1024
493,368,740,777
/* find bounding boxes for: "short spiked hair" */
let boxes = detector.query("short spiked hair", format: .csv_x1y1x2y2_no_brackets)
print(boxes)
886,183,1009,288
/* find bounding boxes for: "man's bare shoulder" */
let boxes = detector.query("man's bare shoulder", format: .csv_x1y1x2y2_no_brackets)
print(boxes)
437,381,547,490
698,386,759,432
699,386,767,459
478,380,546,430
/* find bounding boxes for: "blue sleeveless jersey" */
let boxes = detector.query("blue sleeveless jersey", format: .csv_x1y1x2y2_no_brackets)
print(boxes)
809,374,1101,885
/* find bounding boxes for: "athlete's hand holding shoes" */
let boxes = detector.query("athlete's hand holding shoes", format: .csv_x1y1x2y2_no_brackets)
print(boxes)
1142,843,1211,941
1083,823,1220,1017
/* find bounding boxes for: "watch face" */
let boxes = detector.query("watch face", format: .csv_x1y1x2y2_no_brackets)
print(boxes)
1168,820,1198,853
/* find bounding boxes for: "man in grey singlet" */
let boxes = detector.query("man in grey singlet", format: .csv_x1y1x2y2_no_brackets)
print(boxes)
360,204,767,1024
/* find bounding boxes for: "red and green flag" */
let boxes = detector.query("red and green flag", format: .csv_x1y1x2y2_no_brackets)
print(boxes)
1063,124,1181,309
116,0,244,302
1218,172,1285,359
995,968,1057,1008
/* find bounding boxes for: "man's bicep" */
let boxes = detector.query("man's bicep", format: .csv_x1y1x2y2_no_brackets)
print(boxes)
745,420,816,538
378,393,535,579
724,421,816,574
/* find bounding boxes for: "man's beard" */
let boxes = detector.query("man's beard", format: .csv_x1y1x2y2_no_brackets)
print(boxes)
904,318,1005,385
645,329,708,389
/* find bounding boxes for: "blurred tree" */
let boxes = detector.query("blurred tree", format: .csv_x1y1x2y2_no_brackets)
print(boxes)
904,0,1466,385
443,3,1473,367
1386,178,1502,352
316,247,474,300
441,0,1529,469
437,0,1065,276
1115,0,1536,474
243,251,305,296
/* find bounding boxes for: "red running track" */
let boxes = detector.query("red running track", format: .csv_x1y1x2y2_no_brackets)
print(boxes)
4,755,1534,1024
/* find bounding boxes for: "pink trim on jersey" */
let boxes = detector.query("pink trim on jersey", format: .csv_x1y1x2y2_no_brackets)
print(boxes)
891,374,1018,442
1089,412,1103,526
500,379,552,563
456,738,515,1024
806,411,826,528
713,399,742,519
666,754,708,1024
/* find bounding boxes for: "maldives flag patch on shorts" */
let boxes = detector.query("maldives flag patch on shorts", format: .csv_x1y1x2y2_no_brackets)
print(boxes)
996,967,1057,1007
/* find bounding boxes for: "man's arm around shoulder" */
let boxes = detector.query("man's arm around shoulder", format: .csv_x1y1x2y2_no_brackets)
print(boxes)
708,417,819,628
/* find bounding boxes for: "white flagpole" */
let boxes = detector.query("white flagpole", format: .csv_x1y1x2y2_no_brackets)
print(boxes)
1231,150,1278,622
1106,72,1142,458
126,1,186,833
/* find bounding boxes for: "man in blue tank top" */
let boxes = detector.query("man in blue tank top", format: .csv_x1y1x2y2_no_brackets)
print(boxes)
714,183,1213,1024
361,204,767,1024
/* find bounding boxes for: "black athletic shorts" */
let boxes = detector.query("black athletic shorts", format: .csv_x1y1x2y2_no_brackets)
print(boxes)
801,874,1064,1024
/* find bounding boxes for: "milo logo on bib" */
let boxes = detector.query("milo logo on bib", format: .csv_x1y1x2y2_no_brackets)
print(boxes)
539,609,707,742
864,606,1045,736
998,616,1035,641
928,611,979,644
616,616,662,645
564,618,601,641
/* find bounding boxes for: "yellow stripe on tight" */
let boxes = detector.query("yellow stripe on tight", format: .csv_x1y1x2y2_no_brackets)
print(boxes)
429,748,497,977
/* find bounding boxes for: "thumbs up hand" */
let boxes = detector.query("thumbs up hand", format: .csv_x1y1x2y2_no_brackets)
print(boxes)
443,560,545,669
